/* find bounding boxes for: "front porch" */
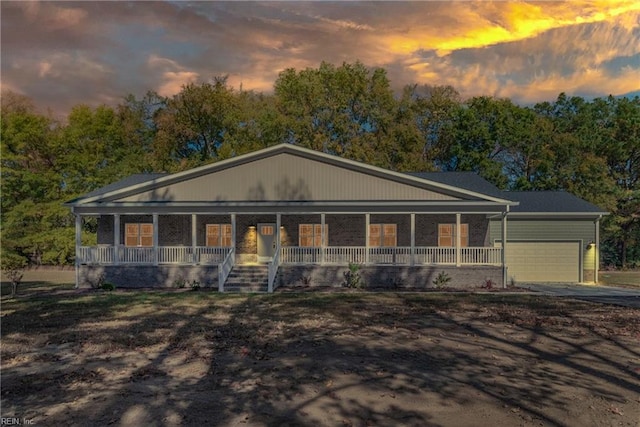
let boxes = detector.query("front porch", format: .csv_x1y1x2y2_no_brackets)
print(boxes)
75,212,507,291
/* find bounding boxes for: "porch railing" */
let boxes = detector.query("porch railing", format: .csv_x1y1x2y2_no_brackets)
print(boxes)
280,246,501,266
196,247,231,264
414,247,456,265
461,247,502,265
78,246,232,265
324,247,368,264
281,247,321,264
369,247,412,264
79,246,115,264
78,246,501,266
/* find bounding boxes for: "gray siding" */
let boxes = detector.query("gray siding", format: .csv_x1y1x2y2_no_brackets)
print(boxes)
489,219,595,243
118,153,460,203
490,218,598,275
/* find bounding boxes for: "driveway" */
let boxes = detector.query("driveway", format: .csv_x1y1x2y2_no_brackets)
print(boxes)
523,283,640,308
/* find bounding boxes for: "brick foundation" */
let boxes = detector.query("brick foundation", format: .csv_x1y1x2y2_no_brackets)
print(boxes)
78,265,218,289
276,265,503,290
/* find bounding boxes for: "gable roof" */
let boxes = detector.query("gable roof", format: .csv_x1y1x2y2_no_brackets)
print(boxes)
68,173,168,203
67,144,515,208
407,173,607,217
504,191,607,215
406,172,506,199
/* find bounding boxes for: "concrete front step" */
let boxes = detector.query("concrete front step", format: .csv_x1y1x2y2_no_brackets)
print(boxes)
222,265,271,293
224,285,269,293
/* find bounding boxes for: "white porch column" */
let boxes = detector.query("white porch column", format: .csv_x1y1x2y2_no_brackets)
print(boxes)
153,213,159,266
365,213,370,264
231,213,237,249
320,213,326,265
75,213,82,289
410,213,415,266
191,214,197,265
276,213,281,255
113,214,120,265
501,211,508,288
455,213,461,267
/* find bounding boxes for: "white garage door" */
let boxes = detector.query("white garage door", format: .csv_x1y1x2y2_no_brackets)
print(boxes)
503,241,580,283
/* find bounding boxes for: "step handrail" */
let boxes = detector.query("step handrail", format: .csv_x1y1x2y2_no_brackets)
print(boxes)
218,248,235,292
268,249,281,293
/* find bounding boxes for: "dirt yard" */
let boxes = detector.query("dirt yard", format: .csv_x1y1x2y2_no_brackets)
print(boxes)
1,285,639,427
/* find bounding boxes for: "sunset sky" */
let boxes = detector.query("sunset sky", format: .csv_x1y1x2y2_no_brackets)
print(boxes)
2,1,639,116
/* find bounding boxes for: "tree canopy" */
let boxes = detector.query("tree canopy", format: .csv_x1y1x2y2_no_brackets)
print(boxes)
1,62,638,268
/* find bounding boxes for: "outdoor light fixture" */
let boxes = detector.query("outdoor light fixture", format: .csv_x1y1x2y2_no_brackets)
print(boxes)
587,241,595,248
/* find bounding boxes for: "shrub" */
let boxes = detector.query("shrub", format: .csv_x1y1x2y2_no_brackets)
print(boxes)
432,271,451,289
390,277,405,288
343,262,363,288
481,278,494,290
190,280,201,291
87,273,106,289
173,277,187,288
101,282,116,291
1,251,27,298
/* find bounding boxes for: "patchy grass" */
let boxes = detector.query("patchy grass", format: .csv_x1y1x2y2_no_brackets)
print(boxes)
0,280,75,297
1,267,75,297
599,270,640,288
2,287,639,426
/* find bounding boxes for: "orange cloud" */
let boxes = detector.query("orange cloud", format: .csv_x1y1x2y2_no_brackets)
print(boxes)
19,1,87,30
378,0,640,57
498,66,640,103
147,55,200,96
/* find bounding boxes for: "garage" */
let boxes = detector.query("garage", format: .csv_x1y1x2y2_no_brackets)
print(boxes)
501,241,581,283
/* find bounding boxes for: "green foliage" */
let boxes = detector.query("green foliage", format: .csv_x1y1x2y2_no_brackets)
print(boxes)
275,61,397,168
152,77,242,169
1,250,27,297
87,273,106,289
190,280,201,291
101,282,116,291
1,64,639,268
343,262,363,289
173,277,187,289
432,271,452,289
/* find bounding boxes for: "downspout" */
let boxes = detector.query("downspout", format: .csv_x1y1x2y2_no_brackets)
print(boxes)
74,209,81,289
595,215,601,283
502,206,509,289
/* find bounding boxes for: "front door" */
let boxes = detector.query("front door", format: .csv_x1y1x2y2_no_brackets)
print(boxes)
257,223,276,262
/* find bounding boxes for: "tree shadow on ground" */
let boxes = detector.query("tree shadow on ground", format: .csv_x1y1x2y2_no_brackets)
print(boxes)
1,293,639,426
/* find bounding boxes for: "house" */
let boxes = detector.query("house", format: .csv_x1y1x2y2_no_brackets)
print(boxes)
65,143,607,291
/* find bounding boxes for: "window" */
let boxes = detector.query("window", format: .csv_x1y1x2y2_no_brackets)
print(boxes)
438,224,468,247
369,224,397,247
206,224,232,247
260,225,274,236
125,223,153,247
299,224,328,247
